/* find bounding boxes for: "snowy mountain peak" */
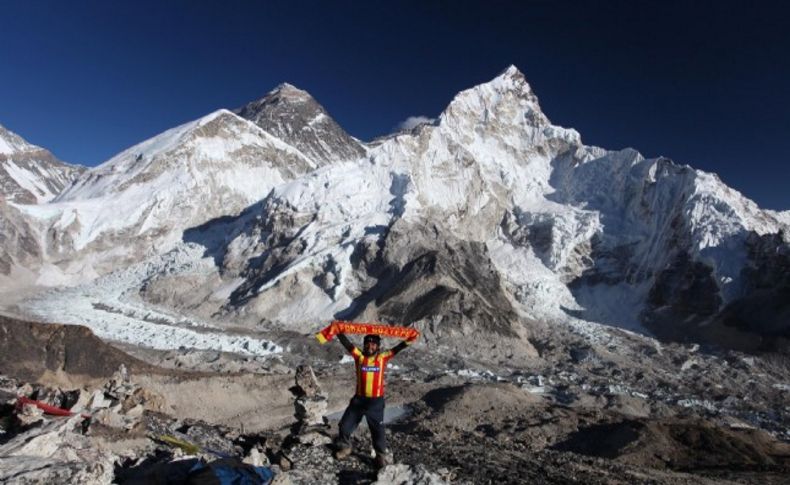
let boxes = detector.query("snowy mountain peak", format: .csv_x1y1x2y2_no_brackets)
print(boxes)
238,83,319,119
0,123,36,155
0,124,84,204
56,108,314,202
268,82,312,100
236,83,366,165
500,64,522,76
483,64,536,99
439,65,550,133
497,64,529,85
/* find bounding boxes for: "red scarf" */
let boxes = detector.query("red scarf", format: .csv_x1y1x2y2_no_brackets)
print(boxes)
315,320,419,344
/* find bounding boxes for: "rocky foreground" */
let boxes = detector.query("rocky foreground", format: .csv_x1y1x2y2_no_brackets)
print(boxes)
1,316,789,484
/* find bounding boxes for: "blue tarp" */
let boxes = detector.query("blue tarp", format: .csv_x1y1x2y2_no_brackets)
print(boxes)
187,458,274,485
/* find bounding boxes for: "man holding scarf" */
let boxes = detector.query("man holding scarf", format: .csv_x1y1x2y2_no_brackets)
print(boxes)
316,321,418,468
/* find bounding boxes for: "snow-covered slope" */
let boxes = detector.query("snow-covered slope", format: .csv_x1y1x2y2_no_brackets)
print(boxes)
55,109,315,203
0,124,84,204
13,109,327,285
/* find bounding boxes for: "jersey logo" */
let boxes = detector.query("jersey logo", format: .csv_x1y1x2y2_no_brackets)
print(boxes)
361,366,380,372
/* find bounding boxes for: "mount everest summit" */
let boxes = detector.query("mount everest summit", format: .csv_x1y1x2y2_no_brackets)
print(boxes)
1,65,789,355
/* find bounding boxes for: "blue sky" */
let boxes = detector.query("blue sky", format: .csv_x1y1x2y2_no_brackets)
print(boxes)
1,1,788,209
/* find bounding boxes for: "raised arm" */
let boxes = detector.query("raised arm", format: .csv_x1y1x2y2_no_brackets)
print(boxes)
336,333,356,354
389,333,418,356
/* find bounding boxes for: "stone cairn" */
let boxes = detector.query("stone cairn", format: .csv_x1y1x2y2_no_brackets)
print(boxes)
291,365,329,437
277,365,333,472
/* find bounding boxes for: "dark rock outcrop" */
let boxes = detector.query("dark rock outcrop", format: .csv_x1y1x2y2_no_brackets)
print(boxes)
0,316,159,381
237,83,366,165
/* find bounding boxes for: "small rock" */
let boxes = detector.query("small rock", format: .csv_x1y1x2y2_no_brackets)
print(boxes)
112,364,130,385
243,446,268,467
373,463,449,485
270,469,293,485
294,396,327,426
570,346,596,364
126,404,145,418
184,422,237,456
89,390,113,410
94,408,127,429
61,389,84,410
296,431,332,447
279,452,292,471
0,376,19,393
67,390,92,414
0,389,16,405
16,403,45,426
294,365,324,398
34,387,65,407
16,383,34,397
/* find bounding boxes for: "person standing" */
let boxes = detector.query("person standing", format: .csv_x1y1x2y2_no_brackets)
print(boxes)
333,332,417,468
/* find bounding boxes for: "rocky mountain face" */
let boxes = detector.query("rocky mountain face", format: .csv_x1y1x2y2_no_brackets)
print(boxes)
0,124,84,204
236,83,367,165
0,200,41,281
4,66,790,354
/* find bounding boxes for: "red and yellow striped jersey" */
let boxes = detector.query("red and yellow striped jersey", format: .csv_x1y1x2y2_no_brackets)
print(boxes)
349,347,395,398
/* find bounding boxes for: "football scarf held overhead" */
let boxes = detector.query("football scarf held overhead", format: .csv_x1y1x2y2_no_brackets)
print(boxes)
315,320,419,344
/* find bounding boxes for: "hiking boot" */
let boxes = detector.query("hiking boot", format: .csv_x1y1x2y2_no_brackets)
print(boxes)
375,450,392,469
334,446,352,460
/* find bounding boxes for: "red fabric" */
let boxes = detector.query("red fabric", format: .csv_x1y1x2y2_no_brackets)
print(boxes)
351,348,395,397
16,396,75,417
315,320,419,344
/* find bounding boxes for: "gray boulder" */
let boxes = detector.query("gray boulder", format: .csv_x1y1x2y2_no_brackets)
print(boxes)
373,463,449,485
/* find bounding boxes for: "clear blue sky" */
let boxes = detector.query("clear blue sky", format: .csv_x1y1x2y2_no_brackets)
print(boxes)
1,1,788,209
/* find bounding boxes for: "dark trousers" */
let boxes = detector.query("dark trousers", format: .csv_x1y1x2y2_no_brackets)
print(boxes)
337,395,387,453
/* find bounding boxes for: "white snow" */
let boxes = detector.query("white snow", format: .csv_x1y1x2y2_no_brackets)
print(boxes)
449,368,498,381
0,125,35,154
56,109,313,203
307,113,328,126
21,244,282,356
0,126,79,203
0,137,13,154
3,160,55,202
677,398,718,412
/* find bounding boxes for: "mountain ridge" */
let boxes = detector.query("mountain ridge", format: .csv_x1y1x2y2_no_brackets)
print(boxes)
3,66,789,353
0,124,85,204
